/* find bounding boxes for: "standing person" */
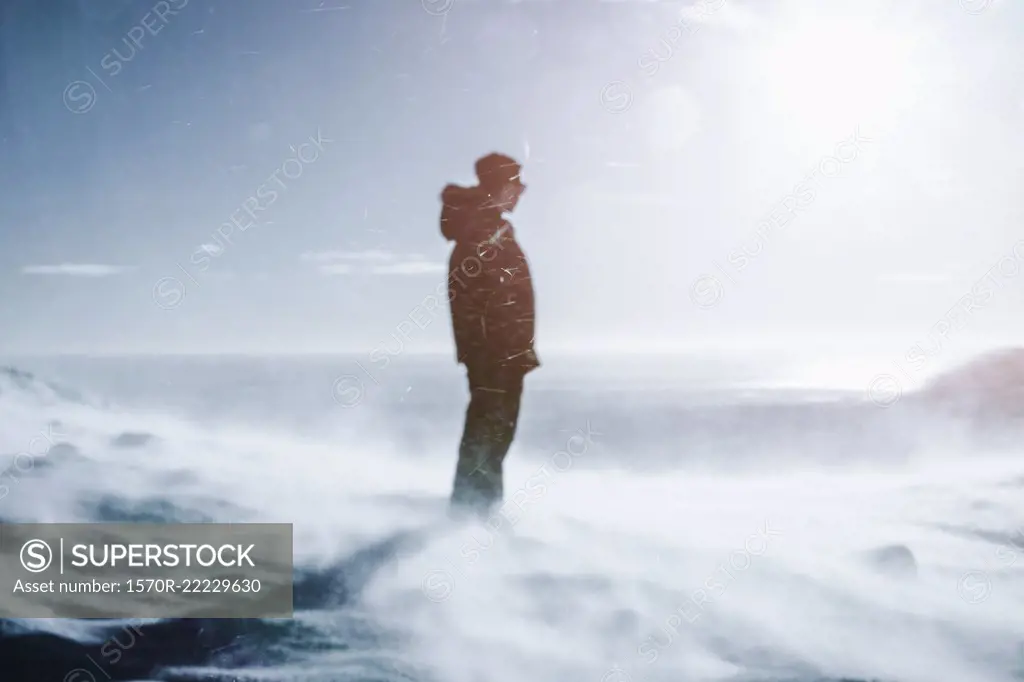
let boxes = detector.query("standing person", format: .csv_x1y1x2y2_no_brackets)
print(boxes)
439,152,540,517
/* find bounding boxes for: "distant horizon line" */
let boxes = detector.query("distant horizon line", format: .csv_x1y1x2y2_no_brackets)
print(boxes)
2,339,1023,359
0,348,754,358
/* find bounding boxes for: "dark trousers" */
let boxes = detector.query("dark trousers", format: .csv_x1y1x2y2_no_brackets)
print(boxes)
449,369,524,516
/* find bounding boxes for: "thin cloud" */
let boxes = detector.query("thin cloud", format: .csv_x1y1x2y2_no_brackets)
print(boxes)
876,273,953,283
370,262,446,275
593,192,686,206
301,249,396,262
319,264,354,275
21,264,134,277
310,250,443,275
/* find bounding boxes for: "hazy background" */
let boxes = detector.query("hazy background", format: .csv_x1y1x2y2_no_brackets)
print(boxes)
1,0,1022,356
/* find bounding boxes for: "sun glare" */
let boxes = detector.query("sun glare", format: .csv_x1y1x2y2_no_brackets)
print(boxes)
754,15,923,139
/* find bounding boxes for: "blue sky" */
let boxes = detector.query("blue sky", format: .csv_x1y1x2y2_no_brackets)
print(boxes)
1,0,1023,354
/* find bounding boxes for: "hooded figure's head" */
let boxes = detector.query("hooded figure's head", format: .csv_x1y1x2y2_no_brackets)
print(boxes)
475,152,523,187
440,153,525,242
475,152,526,213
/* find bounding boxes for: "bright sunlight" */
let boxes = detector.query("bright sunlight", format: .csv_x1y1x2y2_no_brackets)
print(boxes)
752,13,924,140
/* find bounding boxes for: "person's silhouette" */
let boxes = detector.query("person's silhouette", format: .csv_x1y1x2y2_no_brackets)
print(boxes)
440,152,540,517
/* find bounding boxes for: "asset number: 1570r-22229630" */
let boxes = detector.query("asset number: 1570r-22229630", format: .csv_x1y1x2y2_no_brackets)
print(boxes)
126,578,262,593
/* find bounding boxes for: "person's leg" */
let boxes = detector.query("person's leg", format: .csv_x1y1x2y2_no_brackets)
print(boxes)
480,378,523,506
450,371,523,516
450,373,495,514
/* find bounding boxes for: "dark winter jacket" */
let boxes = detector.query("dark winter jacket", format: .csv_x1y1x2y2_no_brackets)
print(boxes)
440,183,540,378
